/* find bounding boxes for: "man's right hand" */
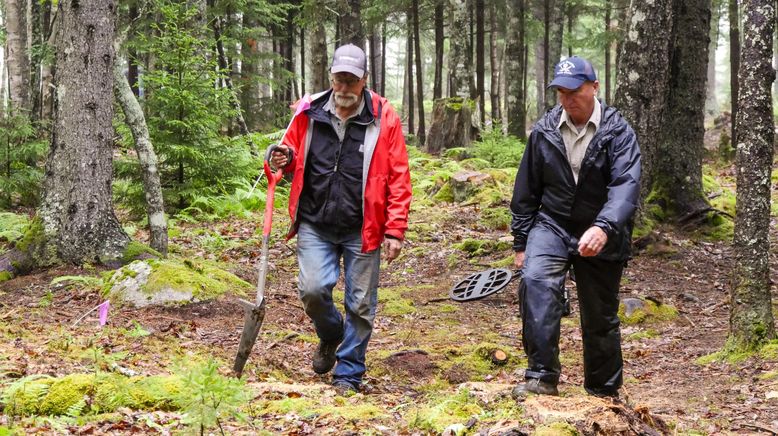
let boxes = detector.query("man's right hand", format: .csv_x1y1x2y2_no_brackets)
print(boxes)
514,251,525,269
270,144,290,170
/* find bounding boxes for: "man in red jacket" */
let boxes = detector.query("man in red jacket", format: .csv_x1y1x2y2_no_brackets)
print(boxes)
270,44,412,395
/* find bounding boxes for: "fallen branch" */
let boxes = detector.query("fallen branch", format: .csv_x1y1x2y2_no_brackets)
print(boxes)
741,422,778,434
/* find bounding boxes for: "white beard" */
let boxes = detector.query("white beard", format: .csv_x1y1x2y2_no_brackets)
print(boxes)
334,92,359,108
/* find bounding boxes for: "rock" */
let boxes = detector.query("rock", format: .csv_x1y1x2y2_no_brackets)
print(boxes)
106,259,252,307
621,298,647,318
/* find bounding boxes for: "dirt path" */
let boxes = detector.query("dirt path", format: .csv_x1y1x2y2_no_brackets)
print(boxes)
1,203,777,434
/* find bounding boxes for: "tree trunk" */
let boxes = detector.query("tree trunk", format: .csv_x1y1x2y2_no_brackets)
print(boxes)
705,0,721,117
506,0,527,139
413,0,426,145
340,0,364,49
300,29,306,96
449,0,473,98
476,0,485,125
489,1,501,122
434,0,445,100
36,0,129,267
614,0,630,85
310,21,329,92
545,0,565,109
730,0,776,349
128,4,140,97
613,0,674,204
604,2,612,104
406,11,415,135
729,0,740,148
655,0,712,218
381,22,387,95
5,0,32,113
30,0,53,120
369,23,384,93
532,0,546,116
113,53,168,257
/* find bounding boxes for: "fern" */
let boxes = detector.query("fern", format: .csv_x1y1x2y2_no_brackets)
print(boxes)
1,374,54,417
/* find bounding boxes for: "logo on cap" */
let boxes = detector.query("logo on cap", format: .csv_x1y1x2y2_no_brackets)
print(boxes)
557,61,575,75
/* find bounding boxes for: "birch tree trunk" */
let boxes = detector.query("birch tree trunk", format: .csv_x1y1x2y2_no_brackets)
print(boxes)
613,0,674,203
729,0,776,349
5,0,32,113
34,0,129,267
113,55,168,257
506,0,527,139
655,0,712,218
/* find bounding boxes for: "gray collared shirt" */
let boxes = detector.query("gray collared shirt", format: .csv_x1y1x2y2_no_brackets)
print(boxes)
557,97,601,183
323,91,366,142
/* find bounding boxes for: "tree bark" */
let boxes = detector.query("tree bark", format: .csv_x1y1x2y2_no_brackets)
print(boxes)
506,0,527,139
605,2,612,104
128,4,140,97
545,0,565,109
113,52,168,257
730,0,776,349
655,0,712,217
406,10,415,135
309,21,329,92
413,0,426,145
5,0,32,113
705,0,721,117
532,0,546,116
339,0,364,49
729,0,740,147
449,0,473,98
489,1,501,122
30,0,53,120
476,0,485,125
613,0,674,203
369,22,384,93
434,0,445,100
37,0,129,266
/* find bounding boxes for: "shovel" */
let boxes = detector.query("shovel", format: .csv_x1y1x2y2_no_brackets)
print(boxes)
233,158,284,378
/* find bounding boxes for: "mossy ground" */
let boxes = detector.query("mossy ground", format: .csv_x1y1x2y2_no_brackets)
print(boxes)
618,299,678,325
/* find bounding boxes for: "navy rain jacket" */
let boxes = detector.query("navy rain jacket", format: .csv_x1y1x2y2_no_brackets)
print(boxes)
510,101,641,262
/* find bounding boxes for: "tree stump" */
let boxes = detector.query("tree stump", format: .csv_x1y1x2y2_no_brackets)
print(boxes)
426,97,478,154
450,170,493,202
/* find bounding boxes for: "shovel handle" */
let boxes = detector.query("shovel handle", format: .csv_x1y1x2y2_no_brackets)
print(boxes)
262,160,284,238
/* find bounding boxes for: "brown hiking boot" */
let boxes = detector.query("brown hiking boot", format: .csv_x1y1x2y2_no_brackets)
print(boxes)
312,336,343,374
511,379,559,400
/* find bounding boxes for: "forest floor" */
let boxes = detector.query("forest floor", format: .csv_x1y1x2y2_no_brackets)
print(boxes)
1,129,778,434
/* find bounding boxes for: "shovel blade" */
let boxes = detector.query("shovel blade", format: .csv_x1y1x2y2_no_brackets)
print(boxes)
233,298,267,378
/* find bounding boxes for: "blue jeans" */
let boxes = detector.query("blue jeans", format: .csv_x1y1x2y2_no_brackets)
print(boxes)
296,221,380,388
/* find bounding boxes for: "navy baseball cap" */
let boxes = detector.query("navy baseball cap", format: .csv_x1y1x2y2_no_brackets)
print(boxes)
331,44,367,78
548,56,597,90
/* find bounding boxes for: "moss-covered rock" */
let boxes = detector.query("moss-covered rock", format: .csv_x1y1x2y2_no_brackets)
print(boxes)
479,208,511,231
619,298,678,325
121,241,161,264
105,258,251,307
39,374,96,415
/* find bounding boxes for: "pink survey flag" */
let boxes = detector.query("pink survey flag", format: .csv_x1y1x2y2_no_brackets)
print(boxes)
98,300,110,327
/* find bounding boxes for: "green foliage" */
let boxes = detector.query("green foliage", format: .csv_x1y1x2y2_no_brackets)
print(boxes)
470,128,525,169
173,358,249,434
0,212,30,247
0,114,47,208
114,0,256,217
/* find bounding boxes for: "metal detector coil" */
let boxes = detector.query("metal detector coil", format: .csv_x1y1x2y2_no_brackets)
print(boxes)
449,268,521,302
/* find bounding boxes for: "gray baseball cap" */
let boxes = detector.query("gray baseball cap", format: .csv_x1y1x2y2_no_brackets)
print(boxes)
331,44,367,77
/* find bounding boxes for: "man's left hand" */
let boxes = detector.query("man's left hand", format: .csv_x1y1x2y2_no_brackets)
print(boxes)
578,226,607,257
383,238,403,263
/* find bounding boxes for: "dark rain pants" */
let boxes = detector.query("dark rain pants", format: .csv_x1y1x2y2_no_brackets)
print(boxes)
518,216,623,396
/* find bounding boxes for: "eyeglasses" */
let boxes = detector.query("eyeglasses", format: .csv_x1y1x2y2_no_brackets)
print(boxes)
330,76,361,87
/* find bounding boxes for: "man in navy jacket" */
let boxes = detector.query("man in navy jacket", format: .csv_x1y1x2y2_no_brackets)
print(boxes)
510,56,641,399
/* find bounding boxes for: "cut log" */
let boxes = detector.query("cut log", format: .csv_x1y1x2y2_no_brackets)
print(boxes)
490,348,508,365
426,97,478,154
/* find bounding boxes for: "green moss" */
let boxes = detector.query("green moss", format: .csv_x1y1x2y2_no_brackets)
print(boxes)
0,271,12,282
757,370,778,381
625,329,660,341
121,241,161,264
479,208,512,231
534,421,579,436
258,396,386,421
1,375,55,416
618,299,678,325
141,258,251,300
438,304,458,313
0,212,30,244
14,217,58,270
490,255,515,268
758,340,778,360
39,374,96,415
438,342,523,381
433,183,454,203
455,238,512,257
406,389,483,432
